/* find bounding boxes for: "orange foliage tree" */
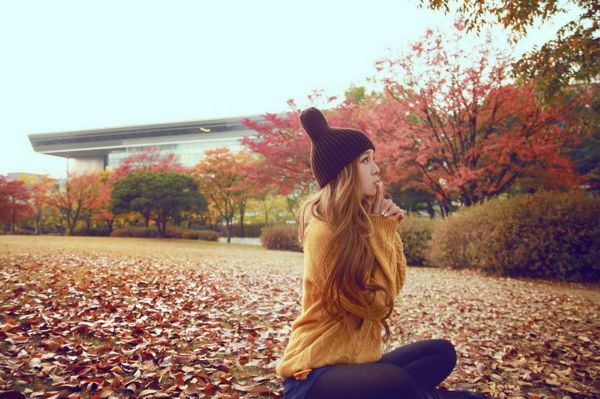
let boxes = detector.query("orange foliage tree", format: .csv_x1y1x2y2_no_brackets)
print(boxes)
92,170,115,234
47,173,103,235
29,175,57,234
193,148,263,242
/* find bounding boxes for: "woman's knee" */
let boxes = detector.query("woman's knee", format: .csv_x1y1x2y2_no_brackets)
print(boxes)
432,338,457,370
307,362,420,398
364,364,421,397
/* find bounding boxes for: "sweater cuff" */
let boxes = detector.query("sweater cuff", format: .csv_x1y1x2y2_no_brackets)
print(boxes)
368,213,400,235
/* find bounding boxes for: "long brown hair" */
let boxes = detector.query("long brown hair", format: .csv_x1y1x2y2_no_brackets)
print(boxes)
298,157,395,345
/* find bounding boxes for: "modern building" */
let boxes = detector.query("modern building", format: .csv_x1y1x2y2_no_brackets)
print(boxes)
28,114,269,174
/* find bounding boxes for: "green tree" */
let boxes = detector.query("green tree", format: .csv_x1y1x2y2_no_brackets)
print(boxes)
111,171,207,237
111,172,155,227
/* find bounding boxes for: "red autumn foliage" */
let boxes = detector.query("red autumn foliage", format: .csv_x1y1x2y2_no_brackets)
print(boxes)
367,23,593,210
0,176,34,232
110,146,189,182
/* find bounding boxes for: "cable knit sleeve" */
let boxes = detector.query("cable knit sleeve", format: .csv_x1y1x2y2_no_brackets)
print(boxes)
392,228,408,296
363,214,405,308
366,214,408,296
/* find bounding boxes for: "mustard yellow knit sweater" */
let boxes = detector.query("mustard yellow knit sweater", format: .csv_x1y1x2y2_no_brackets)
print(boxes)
275,213,407,380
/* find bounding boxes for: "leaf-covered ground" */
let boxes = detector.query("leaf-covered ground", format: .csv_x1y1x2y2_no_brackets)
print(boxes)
0,236,598,399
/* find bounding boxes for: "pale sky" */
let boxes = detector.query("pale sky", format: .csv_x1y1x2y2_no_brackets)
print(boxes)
0,0,581,178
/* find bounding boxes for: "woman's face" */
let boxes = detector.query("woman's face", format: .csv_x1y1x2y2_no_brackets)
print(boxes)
357,149,381,198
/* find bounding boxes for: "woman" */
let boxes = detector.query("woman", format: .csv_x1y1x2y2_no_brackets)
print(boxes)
275,107,490,399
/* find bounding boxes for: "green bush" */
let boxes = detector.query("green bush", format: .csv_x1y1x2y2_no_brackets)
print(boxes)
398,216,436,265
260,224,302,252
427,191,600,282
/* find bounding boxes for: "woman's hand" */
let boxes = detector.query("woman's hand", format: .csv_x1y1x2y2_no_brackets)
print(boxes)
365,181,405,222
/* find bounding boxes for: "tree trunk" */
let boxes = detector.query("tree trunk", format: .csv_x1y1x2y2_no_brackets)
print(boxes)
226,219,232,243
262,198,269,225
427,201,435,219
239,201,246,237
35,212,42,234
438,200,448,219
85,212,92,230
10,207,16,234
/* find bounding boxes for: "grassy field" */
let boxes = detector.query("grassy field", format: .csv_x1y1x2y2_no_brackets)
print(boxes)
1,235,598,399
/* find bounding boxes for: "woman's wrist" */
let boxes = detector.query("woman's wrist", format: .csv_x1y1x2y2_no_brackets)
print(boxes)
368,213,401,234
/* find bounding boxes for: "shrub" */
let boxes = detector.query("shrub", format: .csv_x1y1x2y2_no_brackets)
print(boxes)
72,226,111,236
181,229,219,241
260,224,302,252
398,216,436,265
427,191,600,282
111,226,220,241
111,227,160,238
163,226,185,238
9,228,36,235
218,223,266,238
427,210,482,270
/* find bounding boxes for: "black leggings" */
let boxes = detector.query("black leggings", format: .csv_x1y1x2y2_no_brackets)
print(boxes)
305,338,457,399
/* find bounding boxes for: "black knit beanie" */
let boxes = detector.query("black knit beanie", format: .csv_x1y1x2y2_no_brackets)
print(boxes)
299,107,375,189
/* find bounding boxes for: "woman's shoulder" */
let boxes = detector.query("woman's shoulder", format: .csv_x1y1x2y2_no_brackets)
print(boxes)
304,216,334,241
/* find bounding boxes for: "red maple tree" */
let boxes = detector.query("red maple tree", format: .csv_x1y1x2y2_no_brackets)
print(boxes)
0,176,34,233
110,146,188,182
365,22,593,213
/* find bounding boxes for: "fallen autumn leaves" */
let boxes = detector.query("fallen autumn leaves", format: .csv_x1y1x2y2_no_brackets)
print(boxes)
0,236,598,399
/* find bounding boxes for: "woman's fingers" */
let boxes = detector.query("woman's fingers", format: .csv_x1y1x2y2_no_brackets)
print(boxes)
383,199,394,214
380,202,405,222
387,207,404,221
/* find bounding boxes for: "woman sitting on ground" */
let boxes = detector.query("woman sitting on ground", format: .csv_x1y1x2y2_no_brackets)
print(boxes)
275,107,490,399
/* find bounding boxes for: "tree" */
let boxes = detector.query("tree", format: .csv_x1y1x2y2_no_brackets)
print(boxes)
369,23,592,214
240,104,315,196
29,175,56,234
241,95,364,218
92,170,116,234
245,194,293,225
111,172,154,227
0,176,33,233
111,171,207,237
110,146,189,182
147,172,206,237
193,148,260,242
569,85,600,194
48,173,101,235
419,0,600,105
